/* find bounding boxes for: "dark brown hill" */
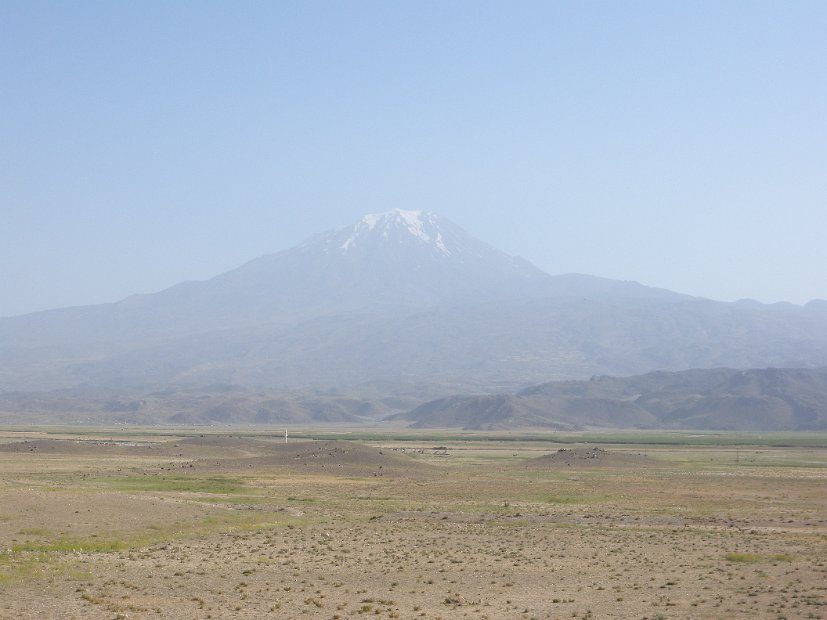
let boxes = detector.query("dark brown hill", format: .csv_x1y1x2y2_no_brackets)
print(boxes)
524,447,650,469
402,367,827,431
189,440,432,477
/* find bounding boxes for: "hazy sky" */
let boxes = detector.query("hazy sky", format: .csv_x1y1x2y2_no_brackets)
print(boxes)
2,1,825,317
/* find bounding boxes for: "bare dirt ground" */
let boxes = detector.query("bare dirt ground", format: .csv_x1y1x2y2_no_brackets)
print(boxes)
0,431,825,619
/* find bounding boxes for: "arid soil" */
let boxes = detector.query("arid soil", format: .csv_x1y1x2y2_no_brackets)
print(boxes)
1,432,825,619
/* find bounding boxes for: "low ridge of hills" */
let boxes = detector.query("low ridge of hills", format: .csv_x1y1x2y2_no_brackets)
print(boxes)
400,367,827,431
2,367,826,431
0,384,416,426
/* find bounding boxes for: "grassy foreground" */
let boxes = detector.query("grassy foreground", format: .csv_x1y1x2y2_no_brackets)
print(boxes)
0,427,825,619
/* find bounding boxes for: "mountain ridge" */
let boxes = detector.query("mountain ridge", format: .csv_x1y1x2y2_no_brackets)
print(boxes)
2,210,827,395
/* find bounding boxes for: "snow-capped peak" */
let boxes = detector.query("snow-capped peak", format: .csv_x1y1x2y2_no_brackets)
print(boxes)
394,209,430,241
339,209,451,256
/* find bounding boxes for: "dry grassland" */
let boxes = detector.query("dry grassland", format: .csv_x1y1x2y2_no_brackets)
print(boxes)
0,430,825,619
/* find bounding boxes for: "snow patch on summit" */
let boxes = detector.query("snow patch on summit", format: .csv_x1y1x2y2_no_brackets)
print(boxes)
339,209,451,256
340,213,381,251
434,231,450,255
396,209,430,242
361,213,381,231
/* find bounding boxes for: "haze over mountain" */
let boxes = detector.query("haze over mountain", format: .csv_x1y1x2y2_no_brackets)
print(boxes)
1,210,826,396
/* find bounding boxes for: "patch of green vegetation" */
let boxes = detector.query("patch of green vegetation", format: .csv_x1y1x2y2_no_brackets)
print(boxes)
350,495,394,501
12,538,130,553
439,502,519,515
0,552,43,588
105,475,246,494
298,430,827,448
6,426,827,449
486,519,531,528
2,546,170,590
0,550,105,590
550,522,580,529
502,469,568,481
236,517,313,531
183,494,268,506
7,512,312,565
17,527,54,537
738,457,827,469
555,431,827,448
544,495,591,505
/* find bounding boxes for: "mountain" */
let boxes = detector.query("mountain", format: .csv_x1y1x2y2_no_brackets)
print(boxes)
1,209,827,396
400,367,827,431
0,210,555,351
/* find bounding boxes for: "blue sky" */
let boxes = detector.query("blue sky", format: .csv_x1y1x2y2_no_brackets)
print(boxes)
1,1,825,317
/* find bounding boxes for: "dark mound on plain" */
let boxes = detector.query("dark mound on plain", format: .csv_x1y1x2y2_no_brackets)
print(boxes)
525,447,650,469
193,440,433,478
165,435,289,457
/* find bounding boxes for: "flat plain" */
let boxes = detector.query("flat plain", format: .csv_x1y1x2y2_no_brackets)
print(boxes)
0,428,825,619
